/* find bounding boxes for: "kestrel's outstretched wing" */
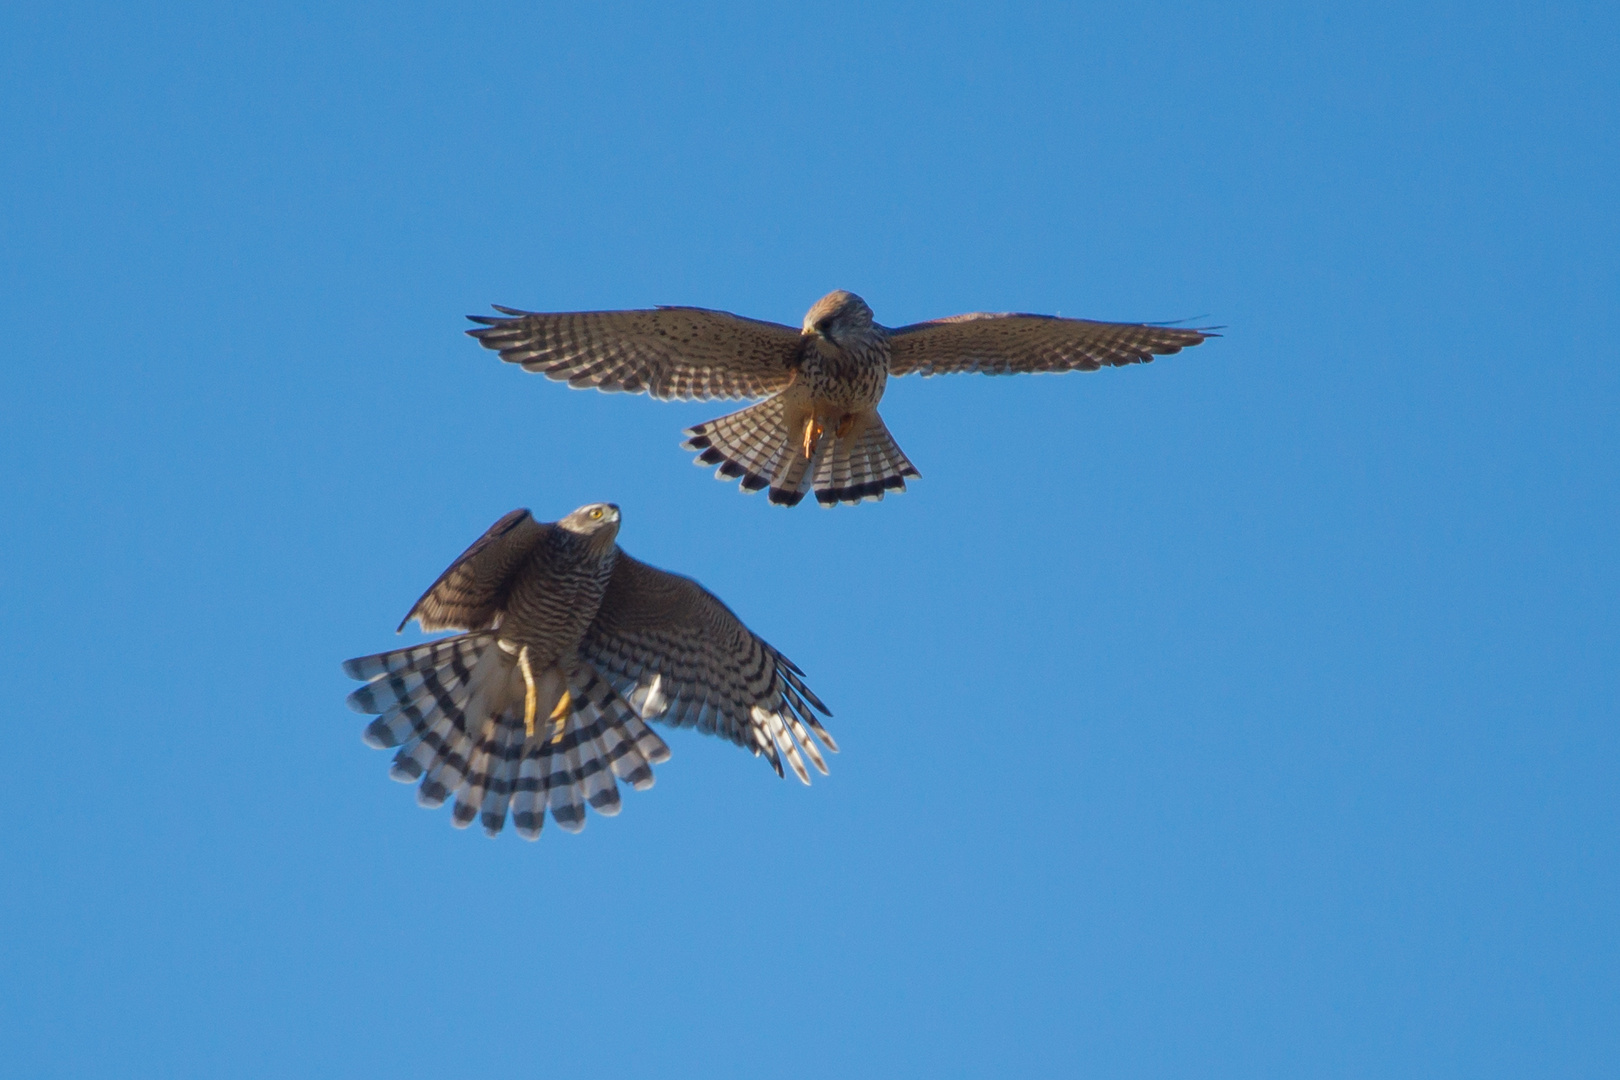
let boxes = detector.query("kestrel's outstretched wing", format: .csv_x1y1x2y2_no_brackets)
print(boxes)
580,553,836,783
467,305,803,400
885,313,1215,377
396,508,549,632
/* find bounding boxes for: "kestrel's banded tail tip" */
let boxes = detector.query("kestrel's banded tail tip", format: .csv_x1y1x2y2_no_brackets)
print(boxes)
681,399,921,507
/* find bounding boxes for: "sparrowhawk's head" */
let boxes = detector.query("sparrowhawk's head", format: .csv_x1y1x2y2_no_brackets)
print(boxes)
558,502,621,555
802,290,876,348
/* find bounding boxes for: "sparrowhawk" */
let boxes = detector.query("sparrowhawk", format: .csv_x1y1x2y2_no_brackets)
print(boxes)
343,503,834,839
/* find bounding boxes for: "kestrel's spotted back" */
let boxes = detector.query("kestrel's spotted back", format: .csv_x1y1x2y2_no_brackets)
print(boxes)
468,291,1215,507
343,503,834,839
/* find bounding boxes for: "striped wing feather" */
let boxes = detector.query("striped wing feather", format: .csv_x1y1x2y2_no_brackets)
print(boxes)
467,305,803,400
886,313,1215,377
581,553,836,781
397,509,549,632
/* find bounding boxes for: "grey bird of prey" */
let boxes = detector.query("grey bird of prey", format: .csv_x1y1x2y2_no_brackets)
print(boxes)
343,503,834,839
468,290,1215,506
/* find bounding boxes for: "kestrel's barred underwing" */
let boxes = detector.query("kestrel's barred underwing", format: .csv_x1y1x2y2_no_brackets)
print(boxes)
343,503,834,839
468,291,1216,507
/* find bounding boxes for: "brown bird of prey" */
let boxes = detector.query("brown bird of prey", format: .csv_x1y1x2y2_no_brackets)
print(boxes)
343,503,834,839
468,290,1214,507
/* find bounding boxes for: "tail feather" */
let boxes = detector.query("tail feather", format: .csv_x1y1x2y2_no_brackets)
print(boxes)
684,396,815,506
686,398,919,507
454,708,522,834
345,636,484,717
579,728,623,816
574,667,668,790
452,722,494,830
361,670,472,751
813,410,920,506
512,740,550,840
547,728,588,833
342,637,480,683
605,713,662,790
477,715,523,836
342,638,666,839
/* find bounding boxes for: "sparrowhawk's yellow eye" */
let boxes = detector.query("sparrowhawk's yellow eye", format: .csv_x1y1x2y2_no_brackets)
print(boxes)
589,508,603,519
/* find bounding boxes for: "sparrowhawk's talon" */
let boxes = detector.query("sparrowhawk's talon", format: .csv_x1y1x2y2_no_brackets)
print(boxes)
549,689,571,744
518,644,538,738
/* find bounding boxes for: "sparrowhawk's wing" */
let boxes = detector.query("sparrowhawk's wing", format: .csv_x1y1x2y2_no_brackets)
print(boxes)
580,553,836,783
467,305,802,400
885,313,1214,377
396,508,550,632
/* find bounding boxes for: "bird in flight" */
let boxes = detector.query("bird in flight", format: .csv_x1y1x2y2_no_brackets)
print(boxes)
469,290,1215,507
343,503,834,839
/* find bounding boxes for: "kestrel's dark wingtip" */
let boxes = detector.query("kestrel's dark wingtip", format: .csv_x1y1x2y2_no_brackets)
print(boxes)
1147,317,1225,338
466,305,530,332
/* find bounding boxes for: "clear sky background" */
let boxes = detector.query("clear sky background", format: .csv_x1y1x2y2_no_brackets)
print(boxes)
3,2,1616,1077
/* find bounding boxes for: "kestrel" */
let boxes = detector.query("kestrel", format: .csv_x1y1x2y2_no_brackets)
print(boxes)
468,290,1215,506
342,503,834,839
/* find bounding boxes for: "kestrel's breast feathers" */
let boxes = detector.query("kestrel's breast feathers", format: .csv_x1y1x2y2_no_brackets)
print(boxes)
396,509,550,632
580,553,836,779
885,313,1216,377
467,305,804,401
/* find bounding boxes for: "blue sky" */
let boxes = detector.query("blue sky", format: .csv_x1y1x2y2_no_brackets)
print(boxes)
3,1,1616,1076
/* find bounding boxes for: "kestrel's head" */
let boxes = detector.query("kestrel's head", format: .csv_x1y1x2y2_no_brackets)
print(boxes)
558,502,621,555
802,290,876,348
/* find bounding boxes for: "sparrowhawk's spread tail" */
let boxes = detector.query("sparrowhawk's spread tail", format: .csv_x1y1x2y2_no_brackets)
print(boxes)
345,637,669,837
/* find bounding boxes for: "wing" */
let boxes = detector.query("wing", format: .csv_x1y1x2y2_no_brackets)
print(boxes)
397,509,550,633
467,305,803,401
579,553,836,783
886,312,1215,377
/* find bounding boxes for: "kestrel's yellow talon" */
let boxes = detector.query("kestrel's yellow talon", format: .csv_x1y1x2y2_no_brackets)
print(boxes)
517,645,538,738
801,417,825,459
549,690,571,744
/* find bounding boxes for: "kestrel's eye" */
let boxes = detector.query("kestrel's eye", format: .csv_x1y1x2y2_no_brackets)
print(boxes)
589,508,603,520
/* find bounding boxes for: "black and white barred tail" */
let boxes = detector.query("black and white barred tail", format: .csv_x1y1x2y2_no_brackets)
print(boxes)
343,635,670,839
683,399,921,507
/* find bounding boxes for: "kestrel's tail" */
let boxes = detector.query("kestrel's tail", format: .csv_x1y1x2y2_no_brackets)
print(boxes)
343,636,670,839
808,408,920,506
683,398,920,507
